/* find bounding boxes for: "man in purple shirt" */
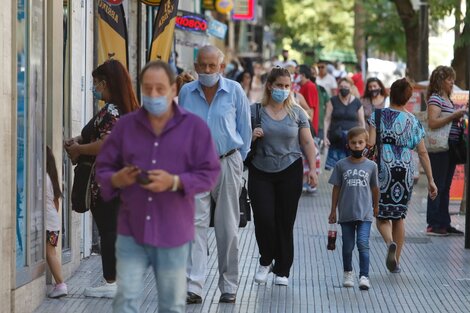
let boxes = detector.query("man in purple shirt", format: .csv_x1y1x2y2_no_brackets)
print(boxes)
95,61,220,313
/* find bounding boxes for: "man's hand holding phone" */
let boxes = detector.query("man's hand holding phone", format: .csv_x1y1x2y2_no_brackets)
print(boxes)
111,165,140,189
141,169,175,193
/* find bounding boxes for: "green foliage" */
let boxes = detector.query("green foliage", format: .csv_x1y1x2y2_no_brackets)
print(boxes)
265,0,355,56
363,0,406,59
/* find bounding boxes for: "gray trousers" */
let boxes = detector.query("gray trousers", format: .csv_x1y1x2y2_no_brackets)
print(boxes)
187,151,243,295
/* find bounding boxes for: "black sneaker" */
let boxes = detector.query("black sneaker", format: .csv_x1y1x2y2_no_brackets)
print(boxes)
186,292,202,304
426,227,448,236
446,226,464,236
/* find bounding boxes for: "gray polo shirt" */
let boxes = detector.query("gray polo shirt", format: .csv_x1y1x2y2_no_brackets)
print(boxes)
328,158,378,223
250,104,309,173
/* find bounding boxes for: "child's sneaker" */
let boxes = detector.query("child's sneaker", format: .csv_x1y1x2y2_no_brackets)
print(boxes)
343,271,354,287
48,283,68,298
358,276,370,290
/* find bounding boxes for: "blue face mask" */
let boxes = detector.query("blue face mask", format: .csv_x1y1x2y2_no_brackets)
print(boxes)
271,88,290,103
199,73,220,87
142,95,169,117
92,85,102,100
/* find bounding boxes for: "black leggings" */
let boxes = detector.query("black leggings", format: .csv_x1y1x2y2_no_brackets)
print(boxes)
248,158,303,277
90,197,119,281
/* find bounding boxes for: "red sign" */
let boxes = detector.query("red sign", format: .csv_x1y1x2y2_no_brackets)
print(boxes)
104,0,124,4
232,0,255,20
175,15,208,32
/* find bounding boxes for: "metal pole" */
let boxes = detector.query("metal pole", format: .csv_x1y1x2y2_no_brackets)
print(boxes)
465,43,470,249
419,0,429,81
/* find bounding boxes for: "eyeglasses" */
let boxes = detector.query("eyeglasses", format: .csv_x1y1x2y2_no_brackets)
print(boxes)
318,66,325,69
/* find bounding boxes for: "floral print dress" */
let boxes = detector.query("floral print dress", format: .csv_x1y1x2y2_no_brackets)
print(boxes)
89,103,120,209
369,108,425,219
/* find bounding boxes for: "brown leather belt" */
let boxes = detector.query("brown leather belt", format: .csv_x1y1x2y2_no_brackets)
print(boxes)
219,149,238,159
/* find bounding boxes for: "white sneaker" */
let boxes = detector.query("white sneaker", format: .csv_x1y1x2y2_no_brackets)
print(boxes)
343,271,354,287
359,276,370,290
254,264,272,284
84,282,117,298
48,283,68,298
274,275,289,286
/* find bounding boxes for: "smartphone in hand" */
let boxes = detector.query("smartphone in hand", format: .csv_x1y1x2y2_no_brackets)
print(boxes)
136,170,151,185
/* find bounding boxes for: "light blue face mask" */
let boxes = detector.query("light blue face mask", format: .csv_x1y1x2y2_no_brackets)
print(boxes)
199,73,220,87
92,84,102,100
271,88,290,103
142,95,169,117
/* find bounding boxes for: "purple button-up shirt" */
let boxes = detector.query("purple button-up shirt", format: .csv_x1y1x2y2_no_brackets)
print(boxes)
95,105,221,248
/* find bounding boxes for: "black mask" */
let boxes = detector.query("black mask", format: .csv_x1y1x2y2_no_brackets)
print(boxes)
339,88,350,97
350,149,365,159
370,89,381,97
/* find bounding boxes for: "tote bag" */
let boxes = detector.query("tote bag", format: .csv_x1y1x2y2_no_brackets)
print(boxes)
415,111,452,153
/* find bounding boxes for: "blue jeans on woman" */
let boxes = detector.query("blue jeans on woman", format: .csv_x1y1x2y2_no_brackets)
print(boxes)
340,221,372,278
113,235,190,313
427,151,456,229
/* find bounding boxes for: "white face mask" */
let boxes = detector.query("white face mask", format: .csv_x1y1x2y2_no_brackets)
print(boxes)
198,73,220,87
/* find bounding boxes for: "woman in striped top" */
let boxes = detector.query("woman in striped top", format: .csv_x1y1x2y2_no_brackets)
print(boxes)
426,66,467,236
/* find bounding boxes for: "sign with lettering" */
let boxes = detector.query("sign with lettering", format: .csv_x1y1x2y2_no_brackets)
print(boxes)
232,0,255,20
175,11,208,33
149,0,179,61
208,19,227,40
215,0,233,14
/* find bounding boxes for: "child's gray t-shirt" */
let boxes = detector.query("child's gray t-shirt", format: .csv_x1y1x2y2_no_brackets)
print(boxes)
328,158,378,223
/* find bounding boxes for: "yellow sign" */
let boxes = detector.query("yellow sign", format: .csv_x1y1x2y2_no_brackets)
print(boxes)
215,0,233,14
140,0,161,5
148,0,179,61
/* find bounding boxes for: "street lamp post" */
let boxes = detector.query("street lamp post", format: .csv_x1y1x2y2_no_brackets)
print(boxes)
465,44,470,249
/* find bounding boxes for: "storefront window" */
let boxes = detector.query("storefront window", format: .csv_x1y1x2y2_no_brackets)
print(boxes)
16,0,46,286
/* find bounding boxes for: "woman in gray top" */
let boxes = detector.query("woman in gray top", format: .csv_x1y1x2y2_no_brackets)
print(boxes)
248,67,318,286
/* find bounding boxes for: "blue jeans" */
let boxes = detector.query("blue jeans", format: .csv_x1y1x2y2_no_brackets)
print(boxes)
340,221,372,277
427,151,456,229
113,235,189,313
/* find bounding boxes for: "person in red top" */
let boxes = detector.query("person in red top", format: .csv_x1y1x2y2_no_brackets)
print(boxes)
297,64,319,135
351,63,365,96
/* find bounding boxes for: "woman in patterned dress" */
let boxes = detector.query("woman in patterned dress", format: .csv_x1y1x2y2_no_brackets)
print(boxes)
368,78,437,273
64,59,140,297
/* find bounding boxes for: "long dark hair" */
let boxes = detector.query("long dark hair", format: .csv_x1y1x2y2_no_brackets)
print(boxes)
92,59,140,114
363,77,388,100
46,146,62,201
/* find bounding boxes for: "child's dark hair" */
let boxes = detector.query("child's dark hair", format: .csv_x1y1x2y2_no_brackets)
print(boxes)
46,146,62,200
347,127,369,141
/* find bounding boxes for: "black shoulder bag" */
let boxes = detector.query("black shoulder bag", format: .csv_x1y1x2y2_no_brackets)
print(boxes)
243,103,261,167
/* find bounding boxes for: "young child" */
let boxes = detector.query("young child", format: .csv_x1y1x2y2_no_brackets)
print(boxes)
46,146,68,298
328,127,379,290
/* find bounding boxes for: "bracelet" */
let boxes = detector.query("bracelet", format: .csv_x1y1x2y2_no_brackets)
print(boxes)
171,175,179,192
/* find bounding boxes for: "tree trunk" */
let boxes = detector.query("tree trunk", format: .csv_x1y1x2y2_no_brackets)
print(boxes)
452,0,469,89
393,0,421,81
354,0,366,65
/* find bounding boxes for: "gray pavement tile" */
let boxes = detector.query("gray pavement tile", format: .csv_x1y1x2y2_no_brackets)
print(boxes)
34,170,470,313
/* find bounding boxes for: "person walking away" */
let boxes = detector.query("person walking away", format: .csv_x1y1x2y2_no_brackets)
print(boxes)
361,77,389,124
297,64,319,135
64,59,140,298
179,45,252,304
45,146,68,298
351,64,365,96
328,127,379,290
323,77,365,170
248,66,318,286
368,78,437,273
95,61,221,313
426,66,467,236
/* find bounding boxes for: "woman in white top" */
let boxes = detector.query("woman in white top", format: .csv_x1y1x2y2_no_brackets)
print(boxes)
45,146,68,298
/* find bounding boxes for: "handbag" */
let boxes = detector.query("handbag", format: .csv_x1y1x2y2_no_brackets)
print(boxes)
415,111,452,153
209,178,252,228
244,103,261,167
366,108,382,169
449,118,468,164
71,161,93,213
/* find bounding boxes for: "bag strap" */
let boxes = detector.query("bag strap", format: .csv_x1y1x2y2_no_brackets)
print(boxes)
255,102,261,127
375,108,382,169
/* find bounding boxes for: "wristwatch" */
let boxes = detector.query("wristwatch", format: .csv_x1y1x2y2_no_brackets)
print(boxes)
171,175,180,192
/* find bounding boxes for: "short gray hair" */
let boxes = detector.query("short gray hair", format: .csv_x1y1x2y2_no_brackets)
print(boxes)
197,45,225,64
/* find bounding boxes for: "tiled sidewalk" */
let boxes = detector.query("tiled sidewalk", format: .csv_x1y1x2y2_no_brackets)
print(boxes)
34,173,470,313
